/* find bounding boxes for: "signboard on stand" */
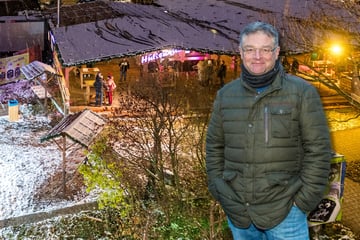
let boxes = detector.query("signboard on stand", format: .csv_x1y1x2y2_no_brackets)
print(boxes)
308,153,346,226
79,67,99,89
79,67,99,104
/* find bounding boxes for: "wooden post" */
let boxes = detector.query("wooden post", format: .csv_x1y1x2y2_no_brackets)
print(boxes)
62,135,67,198
85,85,90,105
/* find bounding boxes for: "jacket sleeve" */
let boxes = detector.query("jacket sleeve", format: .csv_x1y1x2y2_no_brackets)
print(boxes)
294,84,332,213
206,92,225,200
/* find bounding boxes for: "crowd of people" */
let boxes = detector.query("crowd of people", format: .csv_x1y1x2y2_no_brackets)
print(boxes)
196,57,227,87
92,56,228,107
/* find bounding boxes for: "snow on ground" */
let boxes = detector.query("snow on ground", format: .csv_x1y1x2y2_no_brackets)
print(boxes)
0,105,94,221
0,110,57,219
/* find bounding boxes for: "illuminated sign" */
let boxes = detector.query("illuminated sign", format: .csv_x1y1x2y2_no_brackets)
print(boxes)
141,49,181,64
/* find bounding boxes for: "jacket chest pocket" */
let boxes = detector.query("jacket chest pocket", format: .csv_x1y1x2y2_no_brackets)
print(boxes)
265,105,299,144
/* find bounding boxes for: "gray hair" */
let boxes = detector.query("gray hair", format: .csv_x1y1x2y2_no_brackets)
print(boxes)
239,21,279,48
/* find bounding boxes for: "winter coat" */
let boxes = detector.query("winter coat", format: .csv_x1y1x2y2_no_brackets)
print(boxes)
106,77,116,92
94,75,103,92
120,61,130,73
205,68,331,230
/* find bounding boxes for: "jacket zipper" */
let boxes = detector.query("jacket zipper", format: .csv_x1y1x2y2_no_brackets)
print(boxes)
264,106,269,144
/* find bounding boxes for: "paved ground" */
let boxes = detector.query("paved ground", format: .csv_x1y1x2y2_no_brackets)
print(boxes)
342,178,360,237
331,128,360,237
331,128,360,163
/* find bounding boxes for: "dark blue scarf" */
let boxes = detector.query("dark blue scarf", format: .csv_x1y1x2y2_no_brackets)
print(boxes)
241,59,281,88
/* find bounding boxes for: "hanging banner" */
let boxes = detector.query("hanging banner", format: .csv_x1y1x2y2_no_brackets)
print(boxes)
0,53,29,85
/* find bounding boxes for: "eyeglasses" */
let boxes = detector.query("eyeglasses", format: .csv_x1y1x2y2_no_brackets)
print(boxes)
241,47,277,56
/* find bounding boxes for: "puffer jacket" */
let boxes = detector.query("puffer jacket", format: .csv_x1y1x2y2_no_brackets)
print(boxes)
205,68,332,230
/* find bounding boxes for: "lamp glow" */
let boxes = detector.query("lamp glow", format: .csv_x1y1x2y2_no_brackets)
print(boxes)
331,44,342,55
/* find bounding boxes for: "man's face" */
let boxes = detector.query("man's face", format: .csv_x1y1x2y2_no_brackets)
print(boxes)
239,31,280,75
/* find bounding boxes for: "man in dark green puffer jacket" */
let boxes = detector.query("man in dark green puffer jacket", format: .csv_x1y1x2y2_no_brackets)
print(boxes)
206,21,332,240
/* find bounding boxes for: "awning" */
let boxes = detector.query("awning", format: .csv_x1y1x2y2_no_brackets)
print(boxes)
20,60,57,80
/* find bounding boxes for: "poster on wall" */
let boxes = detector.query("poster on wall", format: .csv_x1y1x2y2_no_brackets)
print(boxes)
0,53,29,85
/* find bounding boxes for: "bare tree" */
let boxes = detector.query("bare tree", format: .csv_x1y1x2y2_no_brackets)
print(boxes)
273,0,360,109
80,79,214,237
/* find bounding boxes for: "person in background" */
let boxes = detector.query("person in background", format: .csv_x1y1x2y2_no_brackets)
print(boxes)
119,59,130,82
291,58,299,74
196,60,205,84
105,73,116,106
105,74,116,105
94,72,104,106
217,60,227,87
205,21,332,239
205,58,214,86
